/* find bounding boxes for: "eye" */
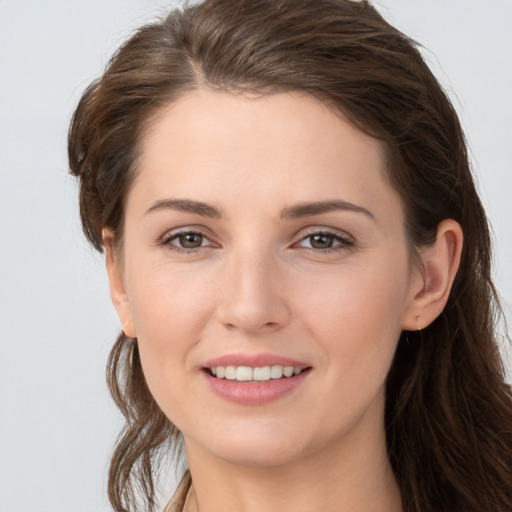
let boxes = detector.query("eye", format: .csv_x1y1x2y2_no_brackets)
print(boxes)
174,232,205,249
159,229,216,252
296,231,353,251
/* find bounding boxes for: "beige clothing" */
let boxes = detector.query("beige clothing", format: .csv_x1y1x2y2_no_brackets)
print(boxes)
162,471,192,512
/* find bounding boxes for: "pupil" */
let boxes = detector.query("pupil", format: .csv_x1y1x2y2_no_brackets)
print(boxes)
311,234,333,249
180,233,202,248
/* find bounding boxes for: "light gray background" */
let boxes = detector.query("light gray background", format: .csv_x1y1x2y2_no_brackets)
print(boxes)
1,1,510,511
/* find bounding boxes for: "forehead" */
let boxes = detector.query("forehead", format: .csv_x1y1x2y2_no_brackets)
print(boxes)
129,88,400,224
141,88,384,164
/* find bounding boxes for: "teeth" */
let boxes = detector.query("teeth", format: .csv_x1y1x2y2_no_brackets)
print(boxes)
225,366,236,380
283,366,294,377
210,365,303,381
236,366,253,381
253,366,270,381
270,365,283,379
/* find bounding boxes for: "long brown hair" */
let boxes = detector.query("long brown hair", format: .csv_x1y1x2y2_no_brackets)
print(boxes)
68,1,512,511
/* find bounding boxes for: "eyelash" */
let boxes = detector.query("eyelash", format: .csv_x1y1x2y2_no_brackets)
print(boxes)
294,229,354,253
158,229,216,254
158,228,354,254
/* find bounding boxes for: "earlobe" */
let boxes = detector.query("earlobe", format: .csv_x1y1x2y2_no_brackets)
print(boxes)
102,228,137,338
402,219,463,331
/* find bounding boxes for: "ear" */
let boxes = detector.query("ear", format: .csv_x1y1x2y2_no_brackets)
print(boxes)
402,219,463,331
102,228,137,338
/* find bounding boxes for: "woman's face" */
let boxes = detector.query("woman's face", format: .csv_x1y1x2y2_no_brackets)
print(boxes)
110,89,423,467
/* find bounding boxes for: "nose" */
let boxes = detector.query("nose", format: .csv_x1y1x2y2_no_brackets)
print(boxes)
215,250,291,334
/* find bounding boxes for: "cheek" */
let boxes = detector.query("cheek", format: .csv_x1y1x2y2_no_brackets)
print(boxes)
129,259,213,338
287,265,407,439
126,265,217,400
303,256,407,320
297,259,408,379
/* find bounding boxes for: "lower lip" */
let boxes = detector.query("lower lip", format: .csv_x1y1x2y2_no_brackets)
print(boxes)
203,370,310,406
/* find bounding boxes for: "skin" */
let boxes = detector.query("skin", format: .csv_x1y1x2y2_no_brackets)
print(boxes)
104,89,462,512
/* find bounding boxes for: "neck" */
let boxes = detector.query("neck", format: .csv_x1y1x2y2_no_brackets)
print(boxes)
183,420,403,512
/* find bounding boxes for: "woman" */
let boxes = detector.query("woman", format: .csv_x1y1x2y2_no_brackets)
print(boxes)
68,0,512,511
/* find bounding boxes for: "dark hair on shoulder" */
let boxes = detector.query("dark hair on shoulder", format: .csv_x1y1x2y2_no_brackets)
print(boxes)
68,1,512,511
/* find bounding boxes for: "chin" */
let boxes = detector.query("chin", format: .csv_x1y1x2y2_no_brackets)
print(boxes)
184,418,324,469
211,441,306,468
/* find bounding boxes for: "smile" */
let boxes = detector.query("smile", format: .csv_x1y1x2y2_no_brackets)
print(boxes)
203,359,312,405
210,365,303,381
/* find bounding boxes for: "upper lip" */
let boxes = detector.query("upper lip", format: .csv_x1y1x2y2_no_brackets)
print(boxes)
203,352,310,369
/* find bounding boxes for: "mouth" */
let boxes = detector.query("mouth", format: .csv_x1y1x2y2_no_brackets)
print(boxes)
202,359,312,405
204,365,311,382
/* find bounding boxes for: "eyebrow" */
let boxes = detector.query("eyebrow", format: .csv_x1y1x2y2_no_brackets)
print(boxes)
144,198,374,220
280,200,374,220
144,199,222,218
